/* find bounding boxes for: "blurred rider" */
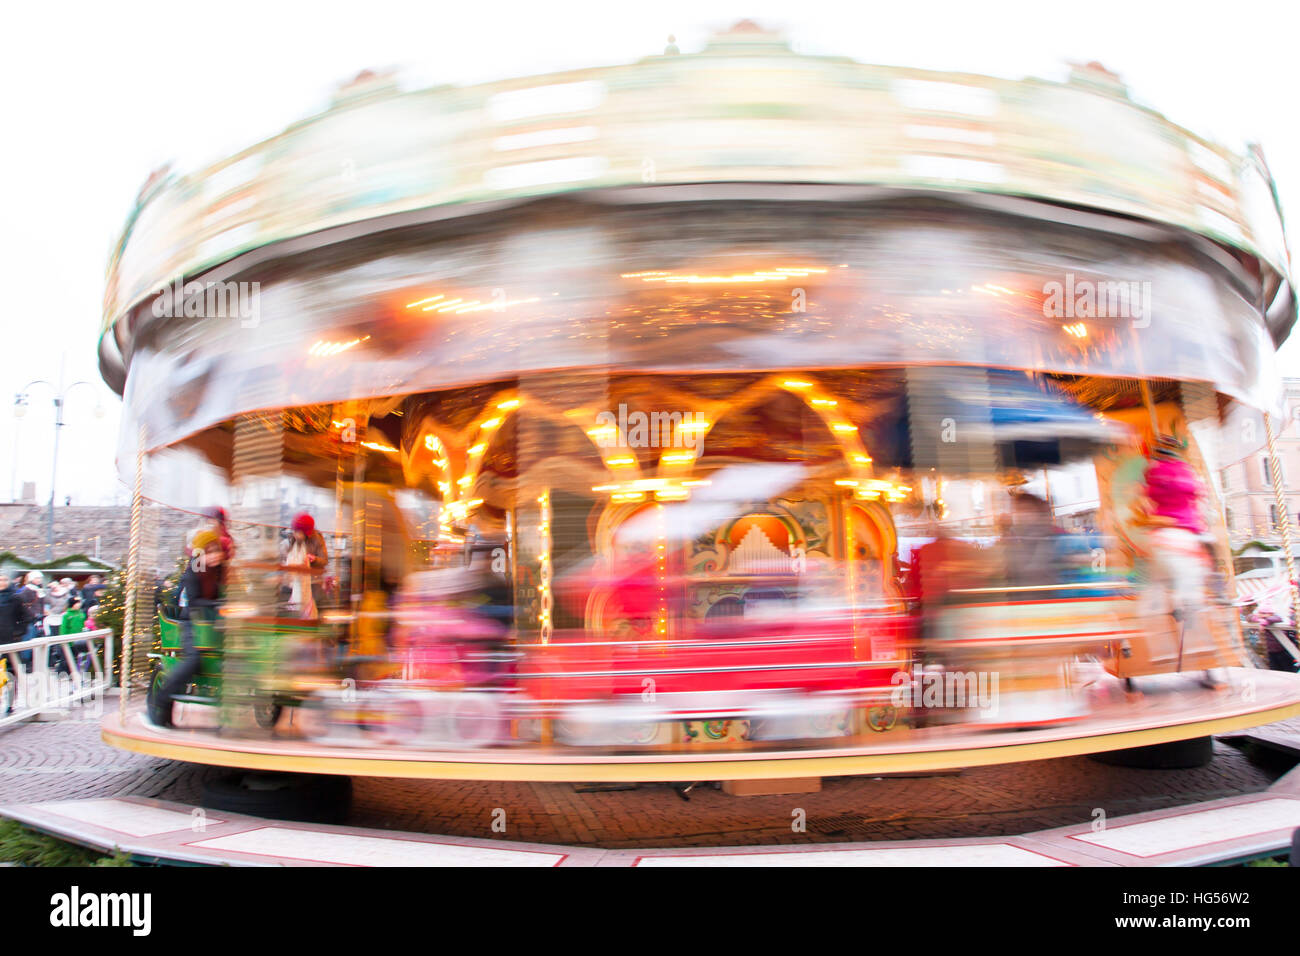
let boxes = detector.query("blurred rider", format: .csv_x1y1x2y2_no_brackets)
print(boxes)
283,513,328,620
150,531,226,728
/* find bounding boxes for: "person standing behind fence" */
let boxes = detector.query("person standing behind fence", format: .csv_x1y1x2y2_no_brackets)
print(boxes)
60,595,91,674
45,577,73,633
80,574,104,610
0,573,29,647
17,572,45,640
60,596,86,635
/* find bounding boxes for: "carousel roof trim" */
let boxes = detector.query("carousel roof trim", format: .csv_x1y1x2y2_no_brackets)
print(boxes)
100,26,1294,393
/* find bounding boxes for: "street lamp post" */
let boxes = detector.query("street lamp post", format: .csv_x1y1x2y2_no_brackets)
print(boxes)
13,359,104,563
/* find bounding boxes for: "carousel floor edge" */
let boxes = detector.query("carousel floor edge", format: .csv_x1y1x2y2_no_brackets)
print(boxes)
99,670,1300,782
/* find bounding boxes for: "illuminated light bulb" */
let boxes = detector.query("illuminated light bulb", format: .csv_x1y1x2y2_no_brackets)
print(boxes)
424,434,442,452
497,398,522,411
783,380,814,390
832,422,858,433
655,488,689,501
310,335,369,357
834,479,859,487
406,295,444,309
606,456,636,466
853,455,872,464
661,452,694,464
811,398,838,407
457,476,473,486
587,425,618,441
675,420,710,433
480,417,502,430
469,443,487,456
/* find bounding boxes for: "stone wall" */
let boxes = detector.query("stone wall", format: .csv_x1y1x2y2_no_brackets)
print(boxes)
0,503,202,572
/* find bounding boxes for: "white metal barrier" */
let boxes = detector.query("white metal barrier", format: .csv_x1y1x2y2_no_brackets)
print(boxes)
0,628,115,729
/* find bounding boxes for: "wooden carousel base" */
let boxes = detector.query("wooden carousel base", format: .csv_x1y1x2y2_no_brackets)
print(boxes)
102,668,1300,783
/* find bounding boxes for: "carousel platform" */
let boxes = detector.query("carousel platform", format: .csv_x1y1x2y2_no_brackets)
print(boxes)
4,782,1300,866
99,668,1300,783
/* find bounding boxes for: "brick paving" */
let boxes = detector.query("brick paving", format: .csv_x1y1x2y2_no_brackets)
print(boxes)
2,703,1295,850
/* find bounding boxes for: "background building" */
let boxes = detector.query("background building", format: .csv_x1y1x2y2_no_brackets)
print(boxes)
1220,377,1300,544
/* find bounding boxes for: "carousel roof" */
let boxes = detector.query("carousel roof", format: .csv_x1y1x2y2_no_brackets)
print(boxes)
101,23,1293,406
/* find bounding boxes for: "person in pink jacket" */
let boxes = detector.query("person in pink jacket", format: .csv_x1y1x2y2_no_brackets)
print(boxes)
1139,436,1222,688
1144,448,1205,535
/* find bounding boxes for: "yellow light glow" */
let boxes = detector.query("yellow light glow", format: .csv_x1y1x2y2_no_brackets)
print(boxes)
469,443,487,456
457,476,473,487
811,398,838,407
424,298,464,311
309,335,370,357
853,455,872,464
606,456,636,466
783,380,814,390
497,398,522,411
832,422,858,433
480,418,502,430
361,441,397,454
406,295,444,309
661,451,694,464
623,267,828,285
452,297,540,314
587,426,618,440
424,434,442,452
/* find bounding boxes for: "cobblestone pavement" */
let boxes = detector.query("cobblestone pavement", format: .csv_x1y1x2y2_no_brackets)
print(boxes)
2,701,1296,849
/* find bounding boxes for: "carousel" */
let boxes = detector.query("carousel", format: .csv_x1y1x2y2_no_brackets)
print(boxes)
98,24,1300,785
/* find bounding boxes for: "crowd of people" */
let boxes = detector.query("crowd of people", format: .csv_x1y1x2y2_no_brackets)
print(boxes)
0,571,105,671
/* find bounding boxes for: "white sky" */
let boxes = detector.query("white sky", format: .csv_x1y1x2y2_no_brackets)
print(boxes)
2,0,1298,506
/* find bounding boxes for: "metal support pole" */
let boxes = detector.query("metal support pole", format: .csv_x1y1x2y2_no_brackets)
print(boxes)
118,426,146,720
47,397,63,563
1264,412,1300,630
